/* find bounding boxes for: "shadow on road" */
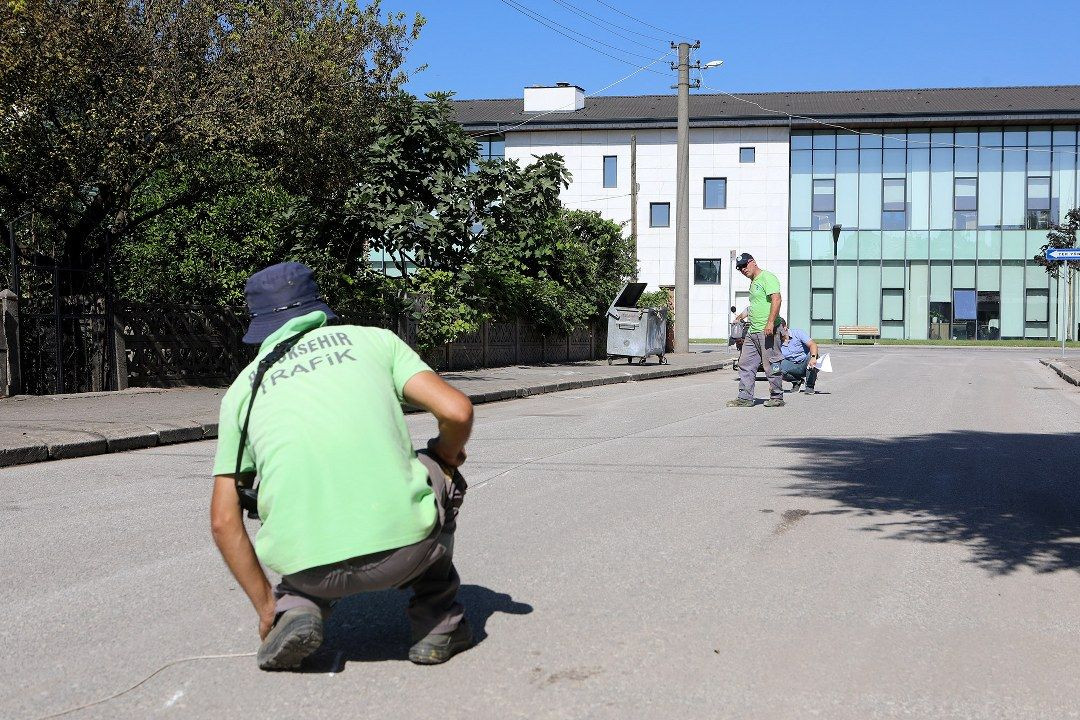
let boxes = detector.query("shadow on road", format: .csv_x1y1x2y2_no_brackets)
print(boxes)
300,584,532,671
773,431,1080,575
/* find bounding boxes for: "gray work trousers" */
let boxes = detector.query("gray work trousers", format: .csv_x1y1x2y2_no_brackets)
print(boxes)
273,451,467,640
738,330,784,401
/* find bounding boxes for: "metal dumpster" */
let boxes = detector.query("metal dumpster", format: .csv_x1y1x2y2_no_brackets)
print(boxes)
605,282,668,365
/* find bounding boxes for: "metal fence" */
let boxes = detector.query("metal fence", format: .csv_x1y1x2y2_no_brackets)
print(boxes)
10,260,115,394
108,306,604,389
114,303,253,388
3,223,605,394
403,318,604,371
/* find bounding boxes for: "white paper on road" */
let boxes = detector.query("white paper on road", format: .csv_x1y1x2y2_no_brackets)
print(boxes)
816,353,833,372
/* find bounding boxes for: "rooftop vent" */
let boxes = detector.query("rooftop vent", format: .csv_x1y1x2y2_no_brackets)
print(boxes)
524,83,585,113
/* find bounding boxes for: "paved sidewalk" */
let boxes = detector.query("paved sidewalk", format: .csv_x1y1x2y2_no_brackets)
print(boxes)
1040,356,1080,386
0,349,734,467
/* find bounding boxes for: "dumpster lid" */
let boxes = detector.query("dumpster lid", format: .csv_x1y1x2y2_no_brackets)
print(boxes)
611,282,647,308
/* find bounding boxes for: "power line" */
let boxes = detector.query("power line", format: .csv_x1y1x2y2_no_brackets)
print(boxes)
696,76,1080,157
571,192,632,203
497,0,669,66
548,0,669,46
590,0,696,42
469,49,673,139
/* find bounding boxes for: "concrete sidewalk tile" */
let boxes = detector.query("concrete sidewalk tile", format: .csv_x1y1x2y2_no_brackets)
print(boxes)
0,352,734,466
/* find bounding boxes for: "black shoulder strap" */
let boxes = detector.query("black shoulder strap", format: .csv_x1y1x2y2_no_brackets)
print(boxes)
234,328,315,518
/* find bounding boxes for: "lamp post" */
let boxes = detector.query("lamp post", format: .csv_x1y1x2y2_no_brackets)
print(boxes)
831,223,841,339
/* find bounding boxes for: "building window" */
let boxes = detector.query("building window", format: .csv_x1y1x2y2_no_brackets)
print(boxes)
739,147,756,163
694,258,722,284
603,155,617,188
882,289,904,321
811,288,834,321
650,202,670,227
1026,176,1051,229
812,179,835,230
1026,288,1049,321
704,178,727,209
882,178,907,230
469,135,505,172
476,136,504,161
954,177,978,230
953,289,977,340
929,301,952,340
977,290,1001,339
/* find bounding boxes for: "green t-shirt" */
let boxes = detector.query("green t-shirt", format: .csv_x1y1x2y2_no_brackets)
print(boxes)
748,269,781,333
212,311,436,575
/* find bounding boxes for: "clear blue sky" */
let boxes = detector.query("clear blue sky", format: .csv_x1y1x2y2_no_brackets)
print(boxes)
396,0,1078,101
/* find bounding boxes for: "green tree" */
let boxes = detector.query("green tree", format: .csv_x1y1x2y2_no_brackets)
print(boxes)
1034,207,1080,278
0,0,422,268
112,162,293,306
564,209,636,314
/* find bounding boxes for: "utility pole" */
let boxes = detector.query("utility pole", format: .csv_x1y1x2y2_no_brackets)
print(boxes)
672,40,700,354
630,133,638,281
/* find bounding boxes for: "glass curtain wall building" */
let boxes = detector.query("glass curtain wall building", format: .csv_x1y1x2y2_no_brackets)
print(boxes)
788,126,1080,340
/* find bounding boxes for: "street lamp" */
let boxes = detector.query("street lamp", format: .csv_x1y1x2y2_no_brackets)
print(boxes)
831,223,841,339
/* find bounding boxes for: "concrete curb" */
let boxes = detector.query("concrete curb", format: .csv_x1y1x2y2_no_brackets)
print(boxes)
1039,359,1080,386
0,359,730,468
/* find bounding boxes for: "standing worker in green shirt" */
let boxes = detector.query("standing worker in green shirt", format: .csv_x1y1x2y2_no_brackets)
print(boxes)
210,262,474,671
728,253,785,408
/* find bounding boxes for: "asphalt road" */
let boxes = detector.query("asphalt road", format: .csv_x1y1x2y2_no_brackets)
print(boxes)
4,347,1080,720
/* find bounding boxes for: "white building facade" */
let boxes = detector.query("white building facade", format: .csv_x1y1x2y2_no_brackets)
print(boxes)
505,122,789,338
458,84,1080,341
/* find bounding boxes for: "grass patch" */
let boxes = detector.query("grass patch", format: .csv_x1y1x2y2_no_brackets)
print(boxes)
818,339,1080,347
691,338,1080,348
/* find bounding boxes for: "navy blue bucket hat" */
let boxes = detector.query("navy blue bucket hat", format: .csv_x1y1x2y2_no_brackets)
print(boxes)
242,262,337,344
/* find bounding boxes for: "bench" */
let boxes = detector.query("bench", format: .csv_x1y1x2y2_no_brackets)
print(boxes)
837,325,880,344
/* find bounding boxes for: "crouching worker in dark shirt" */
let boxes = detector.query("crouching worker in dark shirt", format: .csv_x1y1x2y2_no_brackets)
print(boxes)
211,262,474,670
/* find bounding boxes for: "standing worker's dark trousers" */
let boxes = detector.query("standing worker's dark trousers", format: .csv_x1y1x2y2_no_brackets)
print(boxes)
737,330,784,401
273,451,468,641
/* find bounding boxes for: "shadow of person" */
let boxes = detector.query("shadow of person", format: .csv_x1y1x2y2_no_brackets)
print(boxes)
298,584,532,672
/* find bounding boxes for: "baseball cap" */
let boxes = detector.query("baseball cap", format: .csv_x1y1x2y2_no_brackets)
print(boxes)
735,253,753,270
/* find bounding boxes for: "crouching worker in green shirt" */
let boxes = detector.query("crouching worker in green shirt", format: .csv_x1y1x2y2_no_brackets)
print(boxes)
210,262,474,671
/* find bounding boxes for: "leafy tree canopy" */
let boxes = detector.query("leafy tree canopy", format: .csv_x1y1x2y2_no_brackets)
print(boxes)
0,0,422,265
1034,208,1080,278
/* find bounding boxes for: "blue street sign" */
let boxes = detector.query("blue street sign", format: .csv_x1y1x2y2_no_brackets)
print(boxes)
1046,248,1080,261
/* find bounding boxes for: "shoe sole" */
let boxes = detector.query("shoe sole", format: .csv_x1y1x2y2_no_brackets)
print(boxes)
408,630,473,665
258,613,324,670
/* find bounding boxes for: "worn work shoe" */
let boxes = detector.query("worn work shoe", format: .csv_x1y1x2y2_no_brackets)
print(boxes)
726,398,754,408
408,619,474,665
763,397,786,407
258,607,324,671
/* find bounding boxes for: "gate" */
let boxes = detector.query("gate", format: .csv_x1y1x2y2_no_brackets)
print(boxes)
7,225,115,394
